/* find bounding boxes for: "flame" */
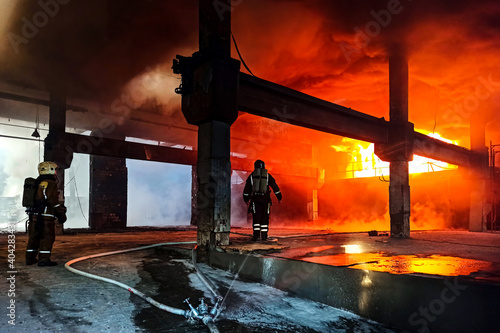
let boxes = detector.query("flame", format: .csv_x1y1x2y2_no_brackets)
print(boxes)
333,131,458,179
341,244,362,254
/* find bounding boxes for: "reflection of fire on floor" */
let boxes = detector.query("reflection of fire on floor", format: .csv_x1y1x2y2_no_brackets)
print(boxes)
221,241,287,254
300,253,492,276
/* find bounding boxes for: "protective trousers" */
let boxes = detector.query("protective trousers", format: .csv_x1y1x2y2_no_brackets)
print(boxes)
25,216,56,263
251,202,270,241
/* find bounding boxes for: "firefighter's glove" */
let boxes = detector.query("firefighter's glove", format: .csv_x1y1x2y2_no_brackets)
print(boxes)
55,205,67,223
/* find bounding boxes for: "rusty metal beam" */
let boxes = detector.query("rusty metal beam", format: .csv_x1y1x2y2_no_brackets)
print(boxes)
239,73,477,168
230,158,318,179
413,132,472,167
63,132,197,165
238,73,389,143
61,132,318,178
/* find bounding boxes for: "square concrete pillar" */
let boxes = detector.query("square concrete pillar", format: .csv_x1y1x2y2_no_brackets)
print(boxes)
196,121,232,246
89,156,127,229
176,0,240,250
44,90,71,235
386,51,411,238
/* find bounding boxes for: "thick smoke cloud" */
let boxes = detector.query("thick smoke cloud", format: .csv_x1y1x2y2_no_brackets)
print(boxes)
1,1,499,231
231,0,500,145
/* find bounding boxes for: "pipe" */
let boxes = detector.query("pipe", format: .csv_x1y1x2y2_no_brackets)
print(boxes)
65,241,196,317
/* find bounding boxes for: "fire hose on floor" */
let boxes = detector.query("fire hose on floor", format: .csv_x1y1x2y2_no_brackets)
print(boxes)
64,241,222,333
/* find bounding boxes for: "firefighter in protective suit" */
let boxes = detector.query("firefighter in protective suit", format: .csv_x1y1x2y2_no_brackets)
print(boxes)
25,161,67,266
243,160,282,241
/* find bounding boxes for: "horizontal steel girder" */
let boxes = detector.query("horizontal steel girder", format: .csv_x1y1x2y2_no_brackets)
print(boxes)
238,73,474,167
238,73,389,143
62,132,318,177
413,132,472,167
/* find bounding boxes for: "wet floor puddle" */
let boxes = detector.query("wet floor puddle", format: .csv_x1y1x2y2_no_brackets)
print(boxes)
299,253,491,276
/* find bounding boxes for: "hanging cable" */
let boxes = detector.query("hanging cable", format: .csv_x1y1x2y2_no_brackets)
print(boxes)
72,174,88,223
64,155,84,187
379,174,389,182
231,33,255,77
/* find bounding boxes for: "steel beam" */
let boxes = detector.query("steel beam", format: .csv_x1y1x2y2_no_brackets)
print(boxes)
239,73,478,168
62,132,197,165
413,132,472,167
0,91,88,112
238,73,389,143
62,132,318,179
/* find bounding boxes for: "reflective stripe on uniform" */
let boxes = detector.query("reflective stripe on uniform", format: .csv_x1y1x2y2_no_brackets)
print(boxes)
260,225,268,232
39,251,51,254
250,175,253,185
42,187,48,213
42,214,55,218
26,249,37,252
243,193,249,196
275,191,281,194
54,204,60,208
253,224,261,231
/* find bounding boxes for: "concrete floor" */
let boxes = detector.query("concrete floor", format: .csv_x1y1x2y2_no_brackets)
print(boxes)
1,227,500,332
228,229,500,282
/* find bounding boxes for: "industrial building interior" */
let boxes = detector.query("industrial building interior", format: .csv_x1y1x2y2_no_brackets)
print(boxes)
1,0,500,332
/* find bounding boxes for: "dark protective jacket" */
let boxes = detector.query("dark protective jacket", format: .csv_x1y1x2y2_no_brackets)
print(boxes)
34,175,66,222
243,168,282,205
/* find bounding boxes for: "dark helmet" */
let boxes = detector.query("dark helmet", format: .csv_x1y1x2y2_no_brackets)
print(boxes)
254,159,265,169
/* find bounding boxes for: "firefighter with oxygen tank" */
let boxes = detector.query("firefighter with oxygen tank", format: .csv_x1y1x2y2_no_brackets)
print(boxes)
243,160,282,241
24,161,67,266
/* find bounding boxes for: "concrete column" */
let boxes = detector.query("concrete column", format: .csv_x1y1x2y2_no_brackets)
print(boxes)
389,161,410,236
307,189,319,221
388,52,411,238
178,0,240,250
307,168,324,221
469,117,489,231
89,155,127,230
44,90,70,234
191,166,198,226
196,121,232,246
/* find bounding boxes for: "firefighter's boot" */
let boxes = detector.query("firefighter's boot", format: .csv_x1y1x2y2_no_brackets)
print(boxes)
25,250,38,265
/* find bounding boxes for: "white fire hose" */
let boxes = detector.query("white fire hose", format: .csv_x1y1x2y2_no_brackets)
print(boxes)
65,241,221,333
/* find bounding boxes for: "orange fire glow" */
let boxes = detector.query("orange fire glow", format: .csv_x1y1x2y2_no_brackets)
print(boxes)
332,131,459,179
303,253,491,276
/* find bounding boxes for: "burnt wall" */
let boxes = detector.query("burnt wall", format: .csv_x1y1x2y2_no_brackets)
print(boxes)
89,156,128,229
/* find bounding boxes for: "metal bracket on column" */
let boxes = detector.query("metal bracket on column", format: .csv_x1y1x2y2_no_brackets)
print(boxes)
44,132,73,169
375,122,414,162
174,53,240,125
